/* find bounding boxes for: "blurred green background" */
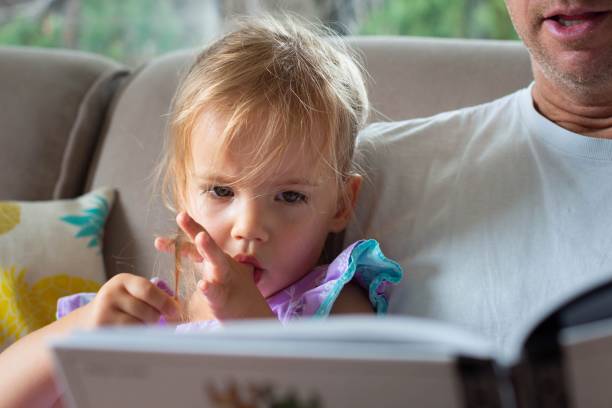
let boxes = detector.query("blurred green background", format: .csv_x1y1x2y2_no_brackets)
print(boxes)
0,0,517,66
360,0,516,39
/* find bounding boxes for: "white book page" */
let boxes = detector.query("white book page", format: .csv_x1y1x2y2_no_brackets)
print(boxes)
53,344,465,408
52,315,497,360
50,316,499,408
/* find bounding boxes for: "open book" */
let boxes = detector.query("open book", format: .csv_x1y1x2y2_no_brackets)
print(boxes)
50,276,612,408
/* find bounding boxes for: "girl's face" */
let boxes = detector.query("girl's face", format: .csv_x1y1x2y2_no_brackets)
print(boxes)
185,111,358,298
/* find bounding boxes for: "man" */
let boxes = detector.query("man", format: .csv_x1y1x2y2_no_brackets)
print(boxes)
345,0,612,352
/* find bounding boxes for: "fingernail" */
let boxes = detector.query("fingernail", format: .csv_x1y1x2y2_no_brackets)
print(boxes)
197,279,207,292
151,277,175,296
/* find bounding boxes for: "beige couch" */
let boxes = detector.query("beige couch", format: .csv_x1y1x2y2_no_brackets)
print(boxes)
0,37,532,281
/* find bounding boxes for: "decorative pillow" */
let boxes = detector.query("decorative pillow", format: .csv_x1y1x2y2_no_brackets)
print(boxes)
0,187,114,350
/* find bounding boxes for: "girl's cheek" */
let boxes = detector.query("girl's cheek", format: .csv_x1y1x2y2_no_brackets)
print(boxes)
189,197,216,224
185,191,202,218
277,203,323,225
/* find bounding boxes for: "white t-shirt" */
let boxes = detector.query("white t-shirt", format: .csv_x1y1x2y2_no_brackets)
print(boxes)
346,85,612,351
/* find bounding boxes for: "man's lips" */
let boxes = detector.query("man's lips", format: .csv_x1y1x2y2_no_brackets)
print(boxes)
542,9,609,40
544,7,605,18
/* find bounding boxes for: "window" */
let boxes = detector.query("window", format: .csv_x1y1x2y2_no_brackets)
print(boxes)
0,0,517,66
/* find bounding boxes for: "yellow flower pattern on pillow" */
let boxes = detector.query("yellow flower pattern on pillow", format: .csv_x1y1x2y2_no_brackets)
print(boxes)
0,188,114,350
0,266,101,346
0,202,20,235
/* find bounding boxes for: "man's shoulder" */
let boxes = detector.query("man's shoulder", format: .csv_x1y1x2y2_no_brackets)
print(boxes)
359,89,525,147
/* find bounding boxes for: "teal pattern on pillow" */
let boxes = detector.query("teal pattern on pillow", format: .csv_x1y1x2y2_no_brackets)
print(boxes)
60,194,110,249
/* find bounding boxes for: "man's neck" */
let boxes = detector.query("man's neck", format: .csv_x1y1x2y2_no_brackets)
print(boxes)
531,69,612,139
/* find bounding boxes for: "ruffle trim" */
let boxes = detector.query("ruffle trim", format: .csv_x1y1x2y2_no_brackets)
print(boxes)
314,239,403,316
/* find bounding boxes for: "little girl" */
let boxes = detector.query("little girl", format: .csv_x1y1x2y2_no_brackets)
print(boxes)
0,16,402,407
149,15,403,327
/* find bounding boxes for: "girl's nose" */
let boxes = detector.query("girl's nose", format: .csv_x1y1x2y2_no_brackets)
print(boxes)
230,198,270,243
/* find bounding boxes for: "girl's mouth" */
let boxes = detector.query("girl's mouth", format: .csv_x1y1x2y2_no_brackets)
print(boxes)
234,254,264,283
252,267,264,284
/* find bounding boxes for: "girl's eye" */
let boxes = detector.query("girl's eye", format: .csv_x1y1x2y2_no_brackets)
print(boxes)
209,186,233,198
277,191,308,204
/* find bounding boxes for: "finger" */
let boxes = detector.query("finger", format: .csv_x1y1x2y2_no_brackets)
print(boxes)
176,211,205,241
176,212,207,262
150,277,174,297
114,313,146,326
195,230,231,282
155,235,203,262
178,241,204,262
196,278,229,308
154,236,174,253
96,308,142,326
123,275,180,319
115,290,165,323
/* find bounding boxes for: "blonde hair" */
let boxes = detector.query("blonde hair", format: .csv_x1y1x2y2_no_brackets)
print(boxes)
160,15,369,212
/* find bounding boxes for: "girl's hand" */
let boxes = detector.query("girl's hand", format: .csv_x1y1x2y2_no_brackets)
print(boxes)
175,211,275,321
154,235,203,262
79,273,181,328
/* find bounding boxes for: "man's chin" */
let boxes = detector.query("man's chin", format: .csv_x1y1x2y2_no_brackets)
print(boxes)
536,50,612,92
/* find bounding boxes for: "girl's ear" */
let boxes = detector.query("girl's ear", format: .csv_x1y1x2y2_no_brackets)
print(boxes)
329,174,363,233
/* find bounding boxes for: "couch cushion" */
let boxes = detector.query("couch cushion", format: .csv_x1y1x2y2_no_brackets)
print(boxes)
355,37,532,121
87,50,194,279
88,37,532,279
0,46,128,200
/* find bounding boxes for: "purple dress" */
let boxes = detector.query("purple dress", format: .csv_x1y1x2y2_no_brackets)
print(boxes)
57,240,403,331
